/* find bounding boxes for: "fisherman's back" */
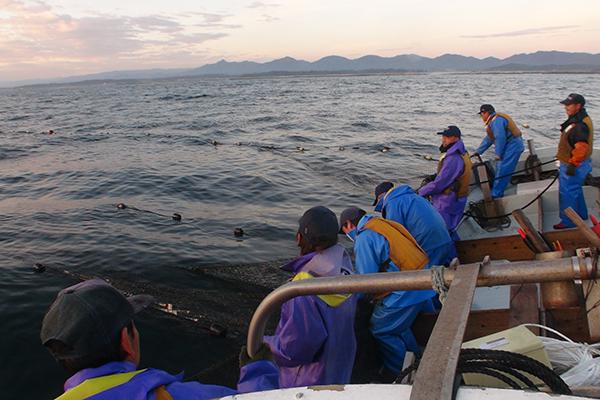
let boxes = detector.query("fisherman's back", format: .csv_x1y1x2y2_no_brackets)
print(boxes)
382,185,455,265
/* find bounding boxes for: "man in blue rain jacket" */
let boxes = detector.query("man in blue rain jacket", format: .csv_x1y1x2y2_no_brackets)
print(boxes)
41,279,278,400
373,182,456,266
474,104,525,198
340,207,437,380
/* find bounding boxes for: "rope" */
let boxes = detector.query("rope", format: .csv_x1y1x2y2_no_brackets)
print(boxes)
460,349,572,394
463,172,558,228
394,348,571,395
430,266,448,304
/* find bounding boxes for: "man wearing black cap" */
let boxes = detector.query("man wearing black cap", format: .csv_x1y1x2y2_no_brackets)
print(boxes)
554,93,594,229
41,279,278,399
339,206,437,380
264,206,357,388
417,126,472,240
475,104,525,198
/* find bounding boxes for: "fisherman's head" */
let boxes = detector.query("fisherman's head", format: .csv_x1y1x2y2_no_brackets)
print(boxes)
478,104,495,122
437,125,461,150
296,206,339,255
41,279,153,374
560,93,585,117
338,207,367,241
372,181,394,212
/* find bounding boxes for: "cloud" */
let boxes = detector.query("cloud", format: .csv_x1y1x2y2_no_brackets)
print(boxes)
247,1,280,9
260,14,279,23
0,0,238,79
461,25,579,39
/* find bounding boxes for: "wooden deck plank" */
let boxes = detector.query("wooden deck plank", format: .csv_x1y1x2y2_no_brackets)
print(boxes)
456,229,589,264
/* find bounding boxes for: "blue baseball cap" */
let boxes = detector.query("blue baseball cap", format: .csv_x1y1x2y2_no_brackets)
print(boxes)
437,125,461,138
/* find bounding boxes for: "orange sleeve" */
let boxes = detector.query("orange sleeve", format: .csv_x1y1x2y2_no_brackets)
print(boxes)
568,142,589,166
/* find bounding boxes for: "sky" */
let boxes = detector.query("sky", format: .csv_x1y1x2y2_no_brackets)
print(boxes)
1,0,600,81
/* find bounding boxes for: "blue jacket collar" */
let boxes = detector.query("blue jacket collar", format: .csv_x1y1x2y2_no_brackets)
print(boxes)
356,214,374,233
383,184,415,205
445,139,466,156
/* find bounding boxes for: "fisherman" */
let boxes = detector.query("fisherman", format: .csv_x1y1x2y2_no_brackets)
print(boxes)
373,182,456,266
339,207,438,381
417,125,472,240
553,93,594,229
41,279,278,399
264,206,357,388
473,104,525,198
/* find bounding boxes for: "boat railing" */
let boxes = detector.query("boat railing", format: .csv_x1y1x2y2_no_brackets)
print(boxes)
246,252,597,399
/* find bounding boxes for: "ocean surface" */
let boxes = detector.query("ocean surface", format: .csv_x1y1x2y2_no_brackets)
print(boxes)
1,73,599,398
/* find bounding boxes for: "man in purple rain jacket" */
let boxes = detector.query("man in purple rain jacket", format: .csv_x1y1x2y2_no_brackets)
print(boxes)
264,206,358,388
418,126,472,240
41,279,278,399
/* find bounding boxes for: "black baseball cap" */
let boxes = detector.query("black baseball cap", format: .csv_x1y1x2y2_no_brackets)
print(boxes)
478,104,495,115
298,206,339,245
437,125,461,138
372,181,394,206
560,93,585,106
41,279,154,360
338,207,367,233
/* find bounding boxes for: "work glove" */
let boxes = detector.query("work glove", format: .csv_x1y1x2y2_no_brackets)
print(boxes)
239,343,273,368
566,164,577,176
591,215,600,238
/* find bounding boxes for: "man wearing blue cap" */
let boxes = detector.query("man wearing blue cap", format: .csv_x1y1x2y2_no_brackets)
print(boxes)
41,279,278,399
418,126,472,240
554,93,594,229
474,104,525,198
339,207,438,381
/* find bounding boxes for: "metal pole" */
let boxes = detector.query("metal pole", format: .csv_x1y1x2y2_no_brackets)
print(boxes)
246,255,596,356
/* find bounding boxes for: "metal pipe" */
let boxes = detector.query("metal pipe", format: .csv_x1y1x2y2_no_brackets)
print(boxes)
246,255,596,356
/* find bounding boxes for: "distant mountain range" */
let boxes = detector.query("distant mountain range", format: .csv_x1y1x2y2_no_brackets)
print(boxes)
3,51,600,88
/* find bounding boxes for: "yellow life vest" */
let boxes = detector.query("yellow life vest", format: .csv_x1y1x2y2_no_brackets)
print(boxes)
292,272,351,307
556,116,594,163
363,218,428,271
56,369,173,400
437,151,472,198
485,112,522,142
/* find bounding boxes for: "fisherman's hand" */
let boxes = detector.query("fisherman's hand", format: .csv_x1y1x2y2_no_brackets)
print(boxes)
566,164,577,176
495,155,502,161
470,152,479,159
591,215,600,238
239,343,273,368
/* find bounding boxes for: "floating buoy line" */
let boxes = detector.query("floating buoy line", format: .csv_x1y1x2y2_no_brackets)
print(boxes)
113,203,248,239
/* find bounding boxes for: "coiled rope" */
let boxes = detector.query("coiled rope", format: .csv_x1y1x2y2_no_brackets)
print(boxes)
394,348,571,396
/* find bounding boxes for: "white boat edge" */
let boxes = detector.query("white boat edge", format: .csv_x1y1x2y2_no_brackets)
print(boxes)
221,384,590,399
